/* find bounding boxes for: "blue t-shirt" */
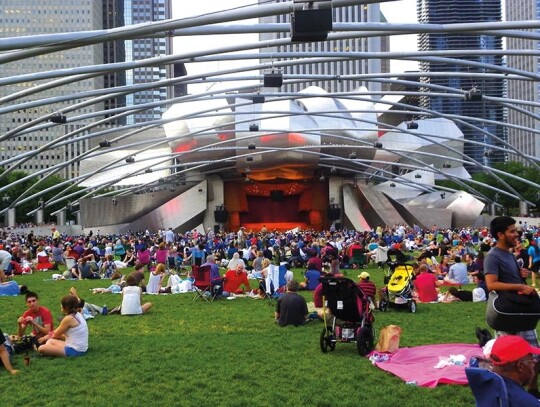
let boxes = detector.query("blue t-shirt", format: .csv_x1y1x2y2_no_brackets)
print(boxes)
528,245,540,265
305,269,321,290
0,281,20,296
484,247,523,284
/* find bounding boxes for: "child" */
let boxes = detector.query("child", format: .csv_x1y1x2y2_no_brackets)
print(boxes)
100,254,117,279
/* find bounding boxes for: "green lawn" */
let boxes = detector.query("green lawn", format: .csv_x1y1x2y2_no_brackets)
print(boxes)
1,265,484,406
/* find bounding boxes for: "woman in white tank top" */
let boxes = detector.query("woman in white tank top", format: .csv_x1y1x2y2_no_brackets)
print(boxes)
38,294,88,357
121,275,153,315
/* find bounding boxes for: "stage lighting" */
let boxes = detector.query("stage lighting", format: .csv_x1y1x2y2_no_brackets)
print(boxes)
290,0,333,42
249,124,259,132
440,193,446,199
99,140,111,148
442,163,451,168
349,152,357,159
246,156,254,162
415,174,422,179
252,95,265,104
390,183,396,187
263,72,283,88
465,87,483,101
374,142,383,149
407,121,419,130
125,156,135,164
145,168,153,173
112,197,118,206
248,143,256,150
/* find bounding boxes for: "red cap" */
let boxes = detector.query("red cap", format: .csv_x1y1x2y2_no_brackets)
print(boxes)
490,335,540,365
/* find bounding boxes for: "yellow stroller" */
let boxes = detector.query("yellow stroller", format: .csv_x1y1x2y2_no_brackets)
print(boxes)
379,261,417,313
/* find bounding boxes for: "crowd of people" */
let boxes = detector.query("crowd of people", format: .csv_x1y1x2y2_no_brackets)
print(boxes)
2,218,540,401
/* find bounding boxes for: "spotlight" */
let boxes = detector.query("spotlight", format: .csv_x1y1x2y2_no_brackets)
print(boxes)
249,124,259,132
244,176,250,183
112,197,118,206
442,163,451,169
374,142,383,149
390,183,396,187
125,156,135,164
50,113,67,124
349,152,357,159
415,174,422,179
407,121,419,130
248,143,256,150
319,175,325,182
330,166,337,174
484,149,494,157
99,140,111,148
246,156,254,162
440,193,446,199
145,168,153,173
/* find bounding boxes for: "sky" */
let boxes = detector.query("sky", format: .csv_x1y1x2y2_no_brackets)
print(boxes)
171,1,419,93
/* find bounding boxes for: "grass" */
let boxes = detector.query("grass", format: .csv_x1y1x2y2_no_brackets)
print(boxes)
0,264,485,406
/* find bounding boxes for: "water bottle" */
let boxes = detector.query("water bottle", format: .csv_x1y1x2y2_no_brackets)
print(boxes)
24,352,30,366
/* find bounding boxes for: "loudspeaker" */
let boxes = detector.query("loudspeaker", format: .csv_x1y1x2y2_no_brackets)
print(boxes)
214,210,228,223
334,222,342,230
263,73,283,88
270,190,284,202
214,225,220,234
291,8,333,42
327,205,341,220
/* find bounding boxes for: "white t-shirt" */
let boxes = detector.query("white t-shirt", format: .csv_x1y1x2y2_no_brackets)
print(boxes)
121,286,142,315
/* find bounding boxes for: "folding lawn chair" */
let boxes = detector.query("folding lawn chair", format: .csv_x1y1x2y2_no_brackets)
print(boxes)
261,264,287,299
465,367,509,407
192,265,215,302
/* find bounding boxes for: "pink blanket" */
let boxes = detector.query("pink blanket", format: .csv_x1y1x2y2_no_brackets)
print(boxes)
373,343,481,388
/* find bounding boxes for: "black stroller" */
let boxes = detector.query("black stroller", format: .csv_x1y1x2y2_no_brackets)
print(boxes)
319,277,375,356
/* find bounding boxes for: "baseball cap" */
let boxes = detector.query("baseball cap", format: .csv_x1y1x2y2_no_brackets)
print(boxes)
358,271,370,279
490,335,540,365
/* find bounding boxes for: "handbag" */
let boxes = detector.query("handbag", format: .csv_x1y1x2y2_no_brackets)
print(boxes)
486,290,540,331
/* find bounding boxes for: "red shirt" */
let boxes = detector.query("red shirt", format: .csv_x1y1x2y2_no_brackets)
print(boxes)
358,281,377,299
22,306,54,336
413,272,438,302
223,270,250,294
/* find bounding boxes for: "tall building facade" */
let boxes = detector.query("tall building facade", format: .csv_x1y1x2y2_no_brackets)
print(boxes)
505,0,540,163
417,0,506,171
0,0,104,179
103,0,173,126
259,1,387,94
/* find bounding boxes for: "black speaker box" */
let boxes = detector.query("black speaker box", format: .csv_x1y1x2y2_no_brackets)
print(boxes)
214,210,228,223
263,73,283,88
291,8,332,42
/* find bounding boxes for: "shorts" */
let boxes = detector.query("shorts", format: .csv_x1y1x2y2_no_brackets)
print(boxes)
65,346,87,357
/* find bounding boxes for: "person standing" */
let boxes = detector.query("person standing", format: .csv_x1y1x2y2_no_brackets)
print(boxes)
484,216,539,397
528,240,540,287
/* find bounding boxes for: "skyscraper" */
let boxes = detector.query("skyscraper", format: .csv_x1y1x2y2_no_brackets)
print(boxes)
103,0,173,126
417,0,505,171
505,0,540,164
259,1,387,94
0,0,104,179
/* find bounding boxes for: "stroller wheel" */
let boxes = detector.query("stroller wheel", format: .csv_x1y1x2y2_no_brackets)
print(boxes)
320,328,334,353
356,326,374,356
408,300,417,313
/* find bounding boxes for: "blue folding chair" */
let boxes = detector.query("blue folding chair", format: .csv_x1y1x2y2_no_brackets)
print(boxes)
465,367,509,407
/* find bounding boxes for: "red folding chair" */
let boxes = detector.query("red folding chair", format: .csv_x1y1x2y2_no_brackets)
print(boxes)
192,265,214,302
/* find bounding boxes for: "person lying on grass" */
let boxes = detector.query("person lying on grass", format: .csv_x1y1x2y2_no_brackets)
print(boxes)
38,294,88,358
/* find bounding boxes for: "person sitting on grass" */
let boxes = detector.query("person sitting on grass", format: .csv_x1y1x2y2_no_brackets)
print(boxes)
146,263,167,294
91,273,126,294
100,254,117,279
275,280,308,327
223,263,251,295
17,291,53,345
38,295,88,358
488,335,540,405
0,327,18,375
299,263,321,291
412,263,439,303
108,275,153,315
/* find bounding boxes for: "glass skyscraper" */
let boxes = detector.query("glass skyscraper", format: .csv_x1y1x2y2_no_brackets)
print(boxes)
505,0,540,164
417,0,505,171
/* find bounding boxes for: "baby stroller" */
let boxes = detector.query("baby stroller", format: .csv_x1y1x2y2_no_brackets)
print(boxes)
379,254,416,313
319,277,375,356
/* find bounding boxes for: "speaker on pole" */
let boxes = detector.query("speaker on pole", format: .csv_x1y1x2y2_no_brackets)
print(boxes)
290,1,333,42
214,209,228,223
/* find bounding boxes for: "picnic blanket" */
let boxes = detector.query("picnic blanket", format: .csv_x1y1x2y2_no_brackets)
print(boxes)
372,343,481,388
